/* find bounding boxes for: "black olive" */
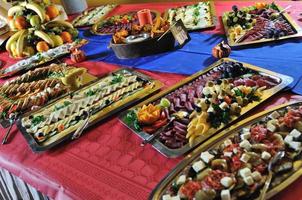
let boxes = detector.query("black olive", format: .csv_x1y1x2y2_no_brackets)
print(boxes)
217,79,222,85
188,167,197,178
75,115,81,121
105,99,110,105
232,5,238,12
38,132,44,137
205,99,211,104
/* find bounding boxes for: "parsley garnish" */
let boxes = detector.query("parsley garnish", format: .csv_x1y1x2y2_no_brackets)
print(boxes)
111,74,123,84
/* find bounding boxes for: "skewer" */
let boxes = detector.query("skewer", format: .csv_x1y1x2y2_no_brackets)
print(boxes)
157,21,177,42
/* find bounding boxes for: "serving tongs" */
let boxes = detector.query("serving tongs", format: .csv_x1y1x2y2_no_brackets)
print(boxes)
259,151,285,200
2,114,17,145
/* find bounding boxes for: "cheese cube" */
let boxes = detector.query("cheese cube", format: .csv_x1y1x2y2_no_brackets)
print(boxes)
284,135,293,144
203,87,211,96
207,106,214,113
192,160,206,173
219,102,229,110
240,153,251,163
261,151,271,160
240,132,251,141
162,194,172,200
224,152,233,157
221,189,231,200
251,171,262,182
289,141,302,151
290,129,302,139
224,139,233,147
239,140,252,150
171,195,180,200
176,175,186,185
214,85,221,93
233,148,238,154
200,151,214,163
267,123,277,132
220,177,233,188
244,176,254,186
269,111,280,119
239,168,251,178
242,128,250,134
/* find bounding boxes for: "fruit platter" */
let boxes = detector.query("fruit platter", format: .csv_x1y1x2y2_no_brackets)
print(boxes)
91,10,157,35
150,101,302,200
0,63,96,128
17,69,163,152
0,39,88,78
6,0,78,59
222,2,302,46
165,2,216,31
72,4,116,27
120,58,293,157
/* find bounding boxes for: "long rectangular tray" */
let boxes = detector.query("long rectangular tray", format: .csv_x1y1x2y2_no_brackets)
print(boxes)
222,4,302,47
0,68,97,128
150,101,302,200
16,68,163,152
164,1,217,31
119,58,293,158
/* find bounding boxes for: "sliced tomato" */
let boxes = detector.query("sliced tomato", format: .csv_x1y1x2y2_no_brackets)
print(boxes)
224,95,232,105
231,155,242,171
251,125,267,142
179,181,202,200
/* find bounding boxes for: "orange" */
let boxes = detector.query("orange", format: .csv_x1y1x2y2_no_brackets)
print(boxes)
137,104,161,124
46,5,60,19
60,31,73,43
14,16,27,30
36,41,49,52
255,2,267,9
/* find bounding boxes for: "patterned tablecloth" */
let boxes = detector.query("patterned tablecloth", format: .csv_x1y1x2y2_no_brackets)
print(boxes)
0,1,302,200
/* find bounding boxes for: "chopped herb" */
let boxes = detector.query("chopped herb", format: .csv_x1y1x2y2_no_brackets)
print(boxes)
111,74,123,84
31,115,45,127
86,89,96,97
1,112,7,119
54,101,72,111
234,89,244,97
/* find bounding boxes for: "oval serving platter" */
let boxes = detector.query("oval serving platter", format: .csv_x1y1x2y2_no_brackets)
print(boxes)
150,101,302,200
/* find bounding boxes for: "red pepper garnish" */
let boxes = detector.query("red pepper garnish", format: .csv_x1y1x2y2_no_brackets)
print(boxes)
179,181,202,200
231,155,242,171
254,163,267,174
251,125,267,142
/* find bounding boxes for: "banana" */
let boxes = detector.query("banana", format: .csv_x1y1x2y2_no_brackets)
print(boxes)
16,30,28,58
25,3,46,22
34,30,54,47
7,5,24,17
5,31,23,52
45,20,74,29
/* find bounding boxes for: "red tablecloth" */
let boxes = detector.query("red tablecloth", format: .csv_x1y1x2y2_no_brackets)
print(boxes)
1,1,302,200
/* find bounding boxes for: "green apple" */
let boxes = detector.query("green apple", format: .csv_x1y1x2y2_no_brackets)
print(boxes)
30,15,41,27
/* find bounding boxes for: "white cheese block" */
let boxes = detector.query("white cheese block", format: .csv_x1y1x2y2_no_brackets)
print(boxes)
284,135,293,144
244,176,254,186
224,152,233,157
220,177,233,188
176,175,186,185
242,128,250,134
192,160,206,173
290,129,302,139
240,153,251,163
200,151,215,163
240,132,251,141
269,111,280,119
239,168,251,178
289,141,302,151
219,102,229,110
233,148,238,154
239,139,252,150
267,123,277,132
261,151,271,160
251,171,262,182
162,194,172,200
171,195,180,200
224,139,233,147
207,106,214,113
202,87,211,96
221,189,231,200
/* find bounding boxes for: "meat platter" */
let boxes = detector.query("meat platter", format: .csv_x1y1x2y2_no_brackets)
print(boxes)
222,2,302,47
91,11,157,35
150,101,302,200
0,63,96,128
165,1,216,31
17,69,163,152
119,58,293,157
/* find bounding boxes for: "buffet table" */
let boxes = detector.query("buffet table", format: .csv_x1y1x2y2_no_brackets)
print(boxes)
0,1,302,200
